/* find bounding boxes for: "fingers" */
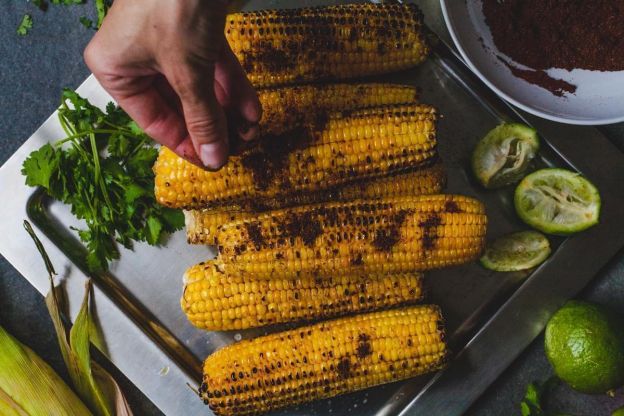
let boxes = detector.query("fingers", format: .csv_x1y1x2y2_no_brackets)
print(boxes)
168,62,229,170
108,77,204,166
85,32,203,166
215,41,262,141
83,0,235,170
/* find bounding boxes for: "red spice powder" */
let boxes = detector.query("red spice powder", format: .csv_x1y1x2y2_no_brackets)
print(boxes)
483,0,624,72
497,56,577,97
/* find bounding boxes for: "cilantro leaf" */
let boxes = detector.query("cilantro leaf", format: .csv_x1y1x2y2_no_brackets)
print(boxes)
21,144,60,191
17,14,33,36
22,0,111,33
145,216,163,245
22,90,184,272
79,16,94,29
520,378,573,416
32,0,48,11
159,208,185,231
95,0,111,28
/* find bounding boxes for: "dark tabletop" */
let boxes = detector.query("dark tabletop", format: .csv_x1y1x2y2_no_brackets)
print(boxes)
1,2,624,416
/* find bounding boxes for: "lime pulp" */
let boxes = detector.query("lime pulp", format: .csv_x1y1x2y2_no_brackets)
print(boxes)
472,123,539,189
514,168,600,235
480,230,550,272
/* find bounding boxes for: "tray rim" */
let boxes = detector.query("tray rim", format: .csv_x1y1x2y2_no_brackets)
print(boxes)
2,19,624,416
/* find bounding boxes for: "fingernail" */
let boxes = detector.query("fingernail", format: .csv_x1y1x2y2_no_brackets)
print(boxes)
200,142,228,170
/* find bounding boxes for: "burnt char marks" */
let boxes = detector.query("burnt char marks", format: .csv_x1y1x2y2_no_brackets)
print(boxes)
336,357,351,379
318,207,340,226
241,43,294,75
356,333,373,359
244,223,265,250
444,200,462,213
372,209,412,251
311,112,329,133
350,253,364,266
282,211,323,247
240,126,315,191
420,214,442,250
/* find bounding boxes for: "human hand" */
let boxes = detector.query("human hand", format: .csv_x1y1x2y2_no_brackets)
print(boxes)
84,0,261,170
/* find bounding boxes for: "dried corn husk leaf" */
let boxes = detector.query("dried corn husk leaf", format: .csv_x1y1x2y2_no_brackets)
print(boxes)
24,220,133,416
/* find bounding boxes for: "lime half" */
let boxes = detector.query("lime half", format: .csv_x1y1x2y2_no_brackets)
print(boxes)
472,123,539,189
481,230,551,271
515,168,600,235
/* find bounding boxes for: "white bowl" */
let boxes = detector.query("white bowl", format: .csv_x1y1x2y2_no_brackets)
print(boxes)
440,0,624,125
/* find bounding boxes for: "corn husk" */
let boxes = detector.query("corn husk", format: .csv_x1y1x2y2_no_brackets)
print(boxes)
24,220,132,416
0,325,93,416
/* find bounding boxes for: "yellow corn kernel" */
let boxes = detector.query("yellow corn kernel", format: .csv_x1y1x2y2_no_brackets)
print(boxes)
182,260,424,330
154,104,438,209
216,195,487,279
200,305,447,416
257,83,418,136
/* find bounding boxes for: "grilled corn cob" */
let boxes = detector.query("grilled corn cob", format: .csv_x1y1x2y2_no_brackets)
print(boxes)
226,3,430,87
199,305,447,416
155,104,439,209
216,195,487,279
258,83,418,136
182,259,424,330
186,163,446,245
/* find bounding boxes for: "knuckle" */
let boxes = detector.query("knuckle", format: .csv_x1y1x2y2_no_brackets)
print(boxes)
83,40,102,73
186,117,222,142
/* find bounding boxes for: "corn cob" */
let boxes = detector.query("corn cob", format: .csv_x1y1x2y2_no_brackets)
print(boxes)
186,163,446,245
182,259,424,331
154,104,439,209
199,305,447,416
225,3,429,87
258,83,418,136
216,195,487,279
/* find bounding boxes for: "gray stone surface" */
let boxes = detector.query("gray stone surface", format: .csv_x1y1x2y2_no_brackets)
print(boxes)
1,2,624,416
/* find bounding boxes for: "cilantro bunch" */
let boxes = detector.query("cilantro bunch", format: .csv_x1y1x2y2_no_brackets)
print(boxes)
22,89,184,272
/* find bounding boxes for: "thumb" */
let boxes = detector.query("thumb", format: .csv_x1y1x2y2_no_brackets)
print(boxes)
168,63,229,170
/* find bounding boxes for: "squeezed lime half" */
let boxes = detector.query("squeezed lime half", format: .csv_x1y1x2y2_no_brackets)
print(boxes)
481,230,551,272
472,123,539,189
514,168,600,235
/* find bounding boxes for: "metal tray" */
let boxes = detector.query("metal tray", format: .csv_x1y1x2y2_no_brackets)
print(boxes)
1,1,624,415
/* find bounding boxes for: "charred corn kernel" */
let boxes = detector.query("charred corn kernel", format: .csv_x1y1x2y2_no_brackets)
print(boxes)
216,195,487,279
186,164,446,245
155,104,438,209
225,3,429,87
199,305,447,416
185,210,250,245
332,162,445,202
181,259,424,330
258,83,418,136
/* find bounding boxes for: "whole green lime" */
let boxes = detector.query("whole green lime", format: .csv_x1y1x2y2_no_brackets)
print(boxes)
545,300,624,394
